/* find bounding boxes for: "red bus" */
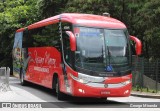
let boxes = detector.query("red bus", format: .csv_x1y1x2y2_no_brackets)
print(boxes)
13,13,142,100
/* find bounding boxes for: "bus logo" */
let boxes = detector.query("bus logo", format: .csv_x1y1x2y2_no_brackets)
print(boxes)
104,84,108,88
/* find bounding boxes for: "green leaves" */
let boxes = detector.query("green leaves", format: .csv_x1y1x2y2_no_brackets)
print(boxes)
135,0,160,58
0,0,38,67
0,0,160,68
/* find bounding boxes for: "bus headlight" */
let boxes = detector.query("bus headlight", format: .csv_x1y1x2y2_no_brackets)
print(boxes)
70,73,88,83
70,73,105,84
121,79,132,85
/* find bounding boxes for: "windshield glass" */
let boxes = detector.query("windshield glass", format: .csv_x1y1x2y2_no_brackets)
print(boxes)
74,27,131,77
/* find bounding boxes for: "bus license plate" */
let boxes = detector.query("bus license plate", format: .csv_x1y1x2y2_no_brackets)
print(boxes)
101,91,110,95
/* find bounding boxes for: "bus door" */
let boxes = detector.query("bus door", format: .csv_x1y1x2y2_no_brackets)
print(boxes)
62,32,74,92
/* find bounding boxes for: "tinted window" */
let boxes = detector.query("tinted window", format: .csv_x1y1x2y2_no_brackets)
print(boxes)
23,24,60,49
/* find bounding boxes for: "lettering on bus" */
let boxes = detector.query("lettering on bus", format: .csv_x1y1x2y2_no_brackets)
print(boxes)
28,50,56,73
29,50,56,66
34,67,49,73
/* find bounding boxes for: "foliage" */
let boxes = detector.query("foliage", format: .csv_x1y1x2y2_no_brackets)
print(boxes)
36,0,68,18
0,0,38,68
0,0,160,72
135,0,160,58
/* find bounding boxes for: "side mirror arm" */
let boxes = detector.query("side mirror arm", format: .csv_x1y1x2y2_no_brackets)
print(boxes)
66,31,76,51
130,35,142,55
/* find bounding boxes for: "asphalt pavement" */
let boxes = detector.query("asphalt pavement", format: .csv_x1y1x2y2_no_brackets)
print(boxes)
0,77,160,110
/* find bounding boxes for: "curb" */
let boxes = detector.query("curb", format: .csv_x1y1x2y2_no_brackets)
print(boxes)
131,93,160,99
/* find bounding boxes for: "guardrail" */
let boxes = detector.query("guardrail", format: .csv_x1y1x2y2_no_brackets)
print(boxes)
0,67,11,92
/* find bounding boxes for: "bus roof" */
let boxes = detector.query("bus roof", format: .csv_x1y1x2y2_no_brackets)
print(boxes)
16,13,126,32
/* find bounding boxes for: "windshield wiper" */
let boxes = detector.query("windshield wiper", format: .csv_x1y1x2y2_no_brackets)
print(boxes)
107,46,111,65
106,46,114,72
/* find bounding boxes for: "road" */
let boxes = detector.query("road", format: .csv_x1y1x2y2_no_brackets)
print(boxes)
1,77,160,110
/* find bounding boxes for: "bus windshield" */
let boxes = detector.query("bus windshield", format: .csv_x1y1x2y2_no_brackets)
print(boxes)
74,27,131,77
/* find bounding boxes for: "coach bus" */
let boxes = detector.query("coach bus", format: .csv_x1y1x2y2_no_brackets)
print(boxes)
13,13,142,100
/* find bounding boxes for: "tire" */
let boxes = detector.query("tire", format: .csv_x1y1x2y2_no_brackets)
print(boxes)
56,78,65,100
20,69,27,86
100,97,107,102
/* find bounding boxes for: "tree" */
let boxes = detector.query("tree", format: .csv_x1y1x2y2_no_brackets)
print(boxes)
0,0,38,69
134,0,160,58
36,0,68,18
1,0,160,71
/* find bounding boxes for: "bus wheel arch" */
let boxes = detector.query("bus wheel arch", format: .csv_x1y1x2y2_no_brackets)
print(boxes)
52,73,58,90
52,73,65,100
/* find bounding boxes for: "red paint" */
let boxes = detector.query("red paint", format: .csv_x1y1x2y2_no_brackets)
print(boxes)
16,13,126,33
14,13,142,99
104,74,132,84
130,35,142,55
25,47,62,88
66,31,76,51
66,67,132,97
72,80,131,97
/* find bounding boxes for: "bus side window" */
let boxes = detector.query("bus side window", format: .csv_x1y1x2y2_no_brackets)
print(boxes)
27,23,61,49
51,23,61,50
22,29,34,48
22,30,28,48
53,39,61,51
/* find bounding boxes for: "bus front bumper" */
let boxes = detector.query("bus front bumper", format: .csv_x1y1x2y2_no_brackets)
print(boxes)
70,79,132,98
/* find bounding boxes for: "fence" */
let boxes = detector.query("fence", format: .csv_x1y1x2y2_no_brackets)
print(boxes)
0,67,11,92
132,56,160,93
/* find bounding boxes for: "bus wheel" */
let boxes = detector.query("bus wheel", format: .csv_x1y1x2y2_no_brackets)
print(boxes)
20,69,27,86
56,78,65,100
100,97,107,102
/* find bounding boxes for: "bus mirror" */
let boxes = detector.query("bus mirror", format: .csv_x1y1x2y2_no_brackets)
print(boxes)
130,35,142,55
65,31,76,51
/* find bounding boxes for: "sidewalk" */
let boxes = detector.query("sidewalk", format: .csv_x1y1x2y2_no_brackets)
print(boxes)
0,85,46,102
131,91,160,99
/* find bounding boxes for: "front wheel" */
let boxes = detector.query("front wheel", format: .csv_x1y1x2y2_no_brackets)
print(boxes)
56,78,65,100
20,69,27,86
100,97,107,102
